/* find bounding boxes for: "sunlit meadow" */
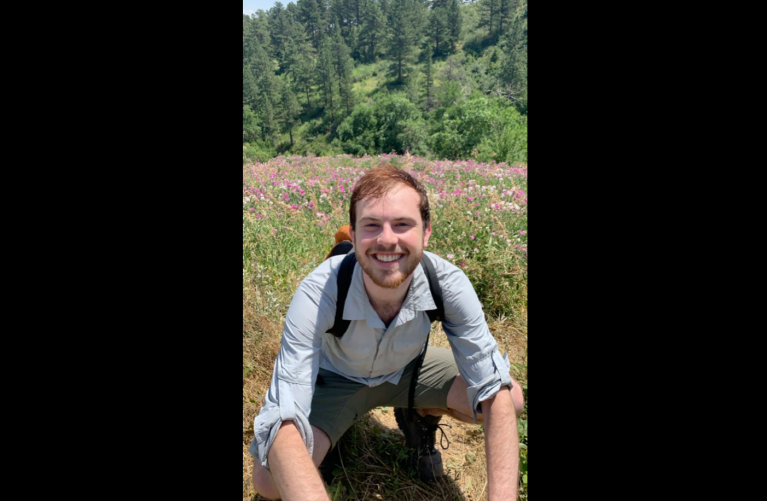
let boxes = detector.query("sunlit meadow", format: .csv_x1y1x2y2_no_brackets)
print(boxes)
243,153,528,501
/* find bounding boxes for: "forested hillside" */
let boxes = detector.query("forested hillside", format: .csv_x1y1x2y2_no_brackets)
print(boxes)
243,0,527,164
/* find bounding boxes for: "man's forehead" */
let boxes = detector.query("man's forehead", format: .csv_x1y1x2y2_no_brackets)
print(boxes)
357,186,420,215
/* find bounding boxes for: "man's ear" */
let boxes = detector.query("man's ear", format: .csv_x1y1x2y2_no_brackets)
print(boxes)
349,225,355,244
423,223,432,248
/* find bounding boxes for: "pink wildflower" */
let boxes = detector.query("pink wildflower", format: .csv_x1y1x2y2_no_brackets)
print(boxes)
460,262,466,268
447,254,455,259
519,230,526,235
492,232,497,236
272,228,277,236
248,207,254,212
468,197,474,201
470,235,475,240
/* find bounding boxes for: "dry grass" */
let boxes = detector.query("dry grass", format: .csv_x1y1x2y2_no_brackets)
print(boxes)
243,315,527,501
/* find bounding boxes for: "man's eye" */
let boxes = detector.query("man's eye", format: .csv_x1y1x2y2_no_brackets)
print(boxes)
366,224,379,228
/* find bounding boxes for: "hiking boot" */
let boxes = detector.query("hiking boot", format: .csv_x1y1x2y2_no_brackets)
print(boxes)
394,408,451,482
317,443,341,485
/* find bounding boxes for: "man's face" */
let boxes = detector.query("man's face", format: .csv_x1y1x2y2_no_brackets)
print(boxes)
350,185,431,289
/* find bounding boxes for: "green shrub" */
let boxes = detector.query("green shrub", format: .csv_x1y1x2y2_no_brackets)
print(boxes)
429,97,527,162
243,142,275,163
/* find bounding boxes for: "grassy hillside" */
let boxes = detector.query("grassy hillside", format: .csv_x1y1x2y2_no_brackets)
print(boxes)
243,154,528,500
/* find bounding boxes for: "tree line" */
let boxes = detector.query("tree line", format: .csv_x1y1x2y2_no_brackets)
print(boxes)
243,0,527,164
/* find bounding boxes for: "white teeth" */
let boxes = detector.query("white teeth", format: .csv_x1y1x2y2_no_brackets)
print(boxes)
376,254,401,262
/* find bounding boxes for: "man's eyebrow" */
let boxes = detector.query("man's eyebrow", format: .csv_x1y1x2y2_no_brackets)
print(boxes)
359,216,417,222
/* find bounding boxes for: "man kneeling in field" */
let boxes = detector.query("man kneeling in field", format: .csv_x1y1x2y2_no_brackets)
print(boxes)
249,164,524,500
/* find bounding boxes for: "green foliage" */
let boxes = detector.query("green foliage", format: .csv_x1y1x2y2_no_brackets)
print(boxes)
243,105,260,142
430,97,526,163
436,80,463,109
242,1,527,163
374,93,427,154
338,103,378,155
242,142,275,163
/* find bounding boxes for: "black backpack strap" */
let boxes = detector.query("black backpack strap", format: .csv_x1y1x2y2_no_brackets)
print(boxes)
326,251,357,337
408,329,431,414
407,254,444,415
420,254,444,323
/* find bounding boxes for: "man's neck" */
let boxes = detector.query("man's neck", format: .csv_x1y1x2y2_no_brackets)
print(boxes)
362,272,414,307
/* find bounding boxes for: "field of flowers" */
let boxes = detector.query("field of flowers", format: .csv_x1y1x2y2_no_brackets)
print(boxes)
243,153,528,500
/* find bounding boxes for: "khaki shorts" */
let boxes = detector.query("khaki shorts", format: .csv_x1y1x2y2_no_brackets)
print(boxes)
310,346,459,447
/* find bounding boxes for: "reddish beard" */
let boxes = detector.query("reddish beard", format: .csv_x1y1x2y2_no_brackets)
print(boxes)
356,247,423,289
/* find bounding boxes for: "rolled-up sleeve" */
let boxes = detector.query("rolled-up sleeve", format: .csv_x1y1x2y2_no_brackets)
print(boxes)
440,266,513,423
248,261,335,471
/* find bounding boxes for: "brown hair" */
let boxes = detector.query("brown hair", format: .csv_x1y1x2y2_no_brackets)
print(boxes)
349,163,430,230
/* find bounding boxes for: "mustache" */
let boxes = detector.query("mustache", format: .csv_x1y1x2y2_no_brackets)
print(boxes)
368,248,407,254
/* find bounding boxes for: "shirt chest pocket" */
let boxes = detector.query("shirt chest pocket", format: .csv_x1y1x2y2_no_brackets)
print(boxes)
336,322,382,362
388,316,431,359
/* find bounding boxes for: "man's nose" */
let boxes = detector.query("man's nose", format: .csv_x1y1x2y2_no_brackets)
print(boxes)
377,223,397,247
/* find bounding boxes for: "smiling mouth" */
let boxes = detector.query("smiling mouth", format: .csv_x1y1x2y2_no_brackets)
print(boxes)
372,253,405,263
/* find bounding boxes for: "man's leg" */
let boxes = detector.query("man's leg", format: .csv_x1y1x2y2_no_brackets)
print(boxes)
427,373,524,423
251,424,331,500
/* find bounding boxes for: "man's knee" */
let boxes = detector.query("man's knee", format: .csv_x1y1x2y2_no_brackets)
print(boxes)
511,379,525,416
252,462,281,500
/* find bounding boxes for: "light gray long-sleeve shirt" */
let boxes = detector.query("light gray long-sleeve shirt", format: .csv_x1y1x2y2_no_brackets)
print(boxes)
250,250,513,471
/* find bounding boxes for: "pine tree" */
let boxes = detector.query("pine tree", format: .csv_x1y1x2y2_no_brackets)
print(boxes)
333,25,355,115
316,37,338,120
249,41,280,143
279,10,309,76
280,82,302,146
268,2,288,64
478,0,499,38
428,6,448,56
386,0,422,82
359,0,385,63
446,0,462,51
243,12,272,63
298,0,327,50
293,51,316,107
499,0,527,113
406,67,421,105
424,51,434,111
243,64,258,106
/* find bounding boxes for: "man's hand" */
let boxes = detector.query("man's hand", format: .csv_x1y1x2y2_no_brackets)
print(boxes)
481,387,519,501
